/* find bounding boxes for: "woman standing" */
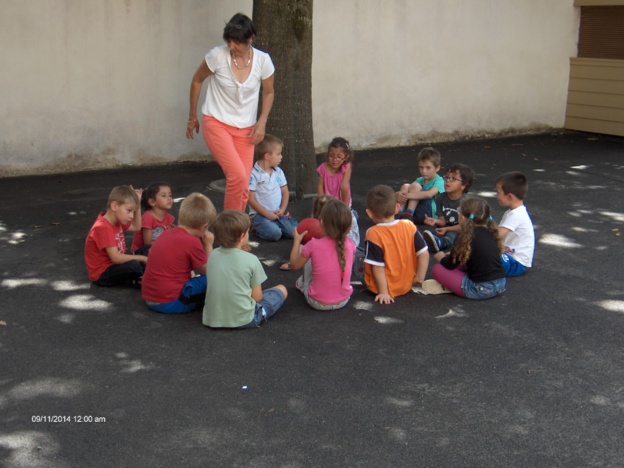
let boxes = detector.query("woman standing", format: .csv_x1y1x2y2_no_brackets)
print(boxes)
186,13,275,211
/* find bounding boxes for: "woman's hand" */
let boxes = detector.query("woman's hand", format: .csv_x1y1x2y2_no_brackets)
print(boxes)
186,118,200,139
249,118,266,145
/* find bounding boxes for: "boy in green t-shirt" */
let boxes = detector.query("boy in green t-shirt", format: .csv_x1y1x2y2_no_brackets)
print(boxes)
395,147,445,223
203,210,287,328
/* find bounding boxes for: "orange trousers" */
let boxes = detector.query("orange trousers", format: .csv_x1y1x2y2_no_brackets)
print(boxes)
202,116,254,211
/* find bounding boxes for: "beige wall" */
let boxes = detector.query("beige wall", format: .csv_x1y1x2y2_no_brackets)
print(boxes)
0,0,579,176
312,0,580,149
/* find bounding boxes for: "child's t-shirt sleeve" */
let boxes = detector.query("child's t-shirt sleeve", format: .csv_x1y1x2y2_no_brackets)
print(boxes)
250,255,268,288
249,171,258,191
363,239,385,266
431,175,445,194
276,167,288,188
414,230,428,256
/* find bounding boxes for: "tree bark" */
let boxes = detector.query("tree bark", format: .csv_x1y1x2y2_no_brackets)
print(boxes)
252,0,316,199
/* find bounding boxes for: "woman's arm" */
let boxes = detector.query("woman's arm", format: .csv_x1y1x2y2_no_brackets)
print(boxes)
250,74,275,144
186,60,213,139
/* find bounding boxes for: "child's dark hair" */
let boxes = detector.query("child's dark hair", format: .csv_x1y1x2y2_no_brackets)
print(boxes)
141,182,171,212
222,13,256,43
255,134,283,160
212,210,251,248
446,163,475,193
417,147,441,167
366,185,397,219
452,197,503,265
327,137,353,164
318,198,352,274
496,171,528,200
312,195,335,219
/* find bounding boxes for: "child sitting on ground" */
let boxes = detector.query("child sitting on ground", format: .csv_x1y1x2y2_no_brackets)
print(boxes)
317,137,360,246
422,196,506,299
131,181,175,255
248,134,298,242
84,185,147,286
423,163,475,253
290,198,355,311
396,147,445,223
495,171,535,276
203,210,288,329
360,184,429,304
313,195,360,247
141,193,216,314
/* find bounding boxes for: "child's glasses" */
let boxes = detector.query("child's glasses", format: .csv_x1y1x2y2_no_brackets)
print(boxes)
444,176,462,182
329,154,345,160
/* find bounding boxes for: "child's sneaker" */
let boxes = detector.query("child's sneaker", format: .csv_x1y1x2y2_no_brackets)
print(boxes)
422,279,452,295
423,230,441,253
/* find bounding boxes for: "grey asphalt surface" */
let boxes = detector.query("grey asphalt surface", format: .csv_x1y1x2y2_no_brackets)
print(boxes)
1,130,623,467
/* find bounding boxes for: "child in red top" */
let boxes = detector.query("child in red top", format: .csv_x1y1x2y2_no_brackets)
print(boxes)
141,193,217,313
84,185,147,286
131,182,175,254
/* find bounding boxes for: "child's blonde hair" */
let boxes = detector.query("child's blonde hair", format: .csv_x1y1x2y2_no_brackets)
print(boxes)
178,193,216,229
417,147,441,167
255,134,283,160
212,210,251,248
318,198,352,274
452,197,503,265
107,186,140,209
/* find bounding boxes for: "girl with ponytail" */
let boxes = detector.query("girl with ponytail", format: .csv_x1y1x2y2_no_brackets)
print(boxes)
290,198,355,311
422,196,506,299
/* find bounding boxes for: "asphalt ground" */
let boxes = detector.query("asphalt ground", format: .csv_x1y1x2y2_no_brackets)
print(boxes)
1,130,623,467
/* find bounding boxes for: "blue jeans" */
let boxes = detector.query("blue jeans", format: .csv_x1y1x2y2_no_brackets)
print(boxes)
146,276,207,314
251,214,298,241
413,198,433,224
501,253,527,277
238,288,286,328
461,276,506,300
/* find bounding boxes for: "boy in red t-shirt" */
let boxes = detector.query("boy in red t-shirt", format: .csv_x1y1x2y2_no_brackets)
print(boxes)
84,186,147,286
141,193,217,314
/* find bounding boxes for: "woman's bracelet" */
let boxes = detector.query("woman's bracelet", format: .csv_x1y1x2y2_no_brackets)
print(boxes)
188,118,198,123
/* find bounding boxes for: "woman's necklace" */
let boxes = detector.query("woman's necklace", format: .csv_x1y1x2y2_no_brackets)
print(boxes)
232,48,252,70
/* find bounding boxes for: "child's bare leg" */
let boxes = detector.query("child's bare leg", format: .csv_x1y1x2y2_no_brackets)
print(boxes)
405,182,422,213
397,184,411,212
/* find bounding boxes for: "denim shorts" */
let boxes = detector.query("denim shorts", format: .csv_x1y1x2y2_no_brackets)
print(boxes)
461,276,506,300
238,288,286,328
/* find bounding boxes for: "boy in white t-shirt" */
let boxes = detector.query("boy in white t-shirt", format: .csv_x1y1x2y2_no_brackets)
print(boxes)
248,134,298,241
495,172,535,277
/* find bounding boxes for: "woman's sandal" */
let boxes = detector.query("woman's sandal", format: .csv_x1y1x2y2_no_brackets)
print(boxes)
279,262,292,271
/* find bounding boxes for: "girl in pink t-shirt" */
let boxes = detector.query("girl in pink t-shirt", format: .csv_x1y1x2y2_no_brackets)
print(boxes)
131,182,176,253
289,198,355,311
317,137,353,207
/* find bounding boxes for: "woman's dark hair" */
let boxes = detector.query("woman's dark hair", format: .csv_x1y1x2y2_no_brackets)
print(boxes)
223,13,256,43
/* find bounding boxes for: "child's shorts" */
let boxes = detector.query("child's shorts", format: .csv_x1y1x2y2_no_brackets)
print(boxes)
501,253,527,277
145,276,207,314
238,287,286,328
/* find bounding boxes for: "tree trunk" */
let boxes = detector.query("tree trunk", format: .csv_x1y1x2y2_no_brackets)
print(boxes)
252,0,316,199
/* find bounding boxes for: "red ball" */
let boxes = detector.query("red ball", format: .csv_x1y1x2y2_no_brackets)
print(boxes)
296,218,323,244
